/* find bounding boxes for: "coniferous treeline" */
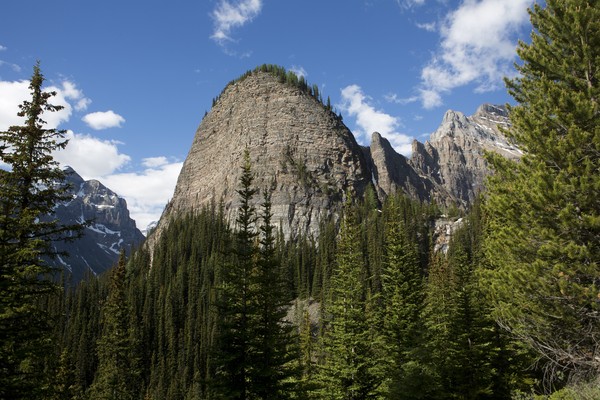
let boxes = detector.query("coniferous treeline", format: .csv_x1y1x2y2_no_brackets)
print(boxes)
20,139,593,399
48,167,542,399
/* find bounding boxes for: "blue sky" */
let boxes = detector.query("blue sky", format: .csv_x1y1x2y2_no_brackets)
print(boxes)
0,0,533,229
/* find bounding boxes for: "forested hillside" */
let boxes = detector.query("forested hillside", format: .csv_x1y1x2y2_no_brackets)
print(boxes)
52,162,540,399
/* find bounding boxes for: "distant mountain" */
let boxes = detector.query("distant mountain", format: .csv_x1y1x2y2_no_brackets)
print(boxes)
142,221,158,237
410,103,521,207
149,67,520,243
366,103,520,209
50,167,145,283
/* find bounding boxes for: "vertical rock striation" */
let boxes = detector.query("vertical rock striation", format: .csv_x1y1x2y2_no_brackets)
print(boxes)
150,66,520,244
160,70,371,239
408,103,520,207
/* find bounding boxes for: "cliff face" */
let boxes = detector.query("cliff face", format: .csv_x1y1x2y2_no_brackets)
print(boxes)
365,104,519,209
51,167,145,283
364,132,432,203
161,71,371,239
408,104,521,207
152,69,519,242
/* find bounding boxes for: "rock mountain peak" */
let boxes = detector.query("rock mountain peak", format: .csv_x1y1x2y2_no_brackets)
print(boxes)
50,167,145,283
152,67,520,241
161,69,370,239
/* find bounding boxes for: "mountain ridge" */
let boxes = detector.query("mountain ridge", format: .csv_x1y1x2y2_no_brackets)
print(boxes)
150,67,520,243
158,69,371,241
50,167,145,283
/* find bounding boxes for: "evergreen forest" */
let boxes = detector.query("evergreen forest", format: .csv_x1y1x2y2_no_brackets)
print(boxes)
1,1,599,399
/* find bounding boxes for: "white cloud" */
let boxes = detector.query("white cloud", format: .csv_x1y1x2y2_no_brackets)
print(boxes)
0,79,76,130
0,80,28,130
0,78,94,131
385,93,419,105
340,84,413,156
418,0,531,108
142,156,169,168
416,21,436,32
0,45,6,51
54,131,181,230
100,162,183,231
398,0,426,7
210,0,263,44
60,81,91,111
289,66,307,79
0,61,21,73
82,110,125,130
419,88,443,109
53,131,131,177
0,75,176,231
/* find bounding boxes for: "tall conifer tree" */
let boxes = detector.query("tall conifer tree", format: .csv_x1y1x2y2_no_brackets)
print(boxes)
380,196,426,399
213,150,258,399
88,251,139,400
315,199,384,399
0,62,80,399
251,189,297,399
483,0,600,381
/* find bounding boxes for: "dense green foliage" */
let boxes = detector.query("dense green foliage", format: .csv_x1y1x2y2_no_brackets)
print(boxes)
212,151,297,399
482,0,600,385
315,200,385,399
0,63,82,399
88,252,140,399
379,196,426,398
52,167,540,399
49,183,543,399
212,151,259,398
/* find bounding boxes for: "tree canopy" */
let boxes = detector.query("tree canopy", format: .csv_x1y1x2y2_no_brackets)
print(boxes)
483,0,600,383
0,62,81,399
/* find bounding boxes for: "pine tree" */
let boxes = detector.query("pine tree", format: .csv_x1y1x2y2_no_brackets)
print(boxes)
420,234,488,399
0,62,81,399
250,189,298,399
483,0,600,381
52,348,76,400
420,208,534,399
294,307,317,399
315,200,384,399
212,149,259,399
380,196,426,399
88,251,139,400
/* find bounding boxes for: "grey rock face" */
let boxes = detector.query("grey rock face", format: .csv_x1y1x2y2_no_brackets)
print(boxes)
158,71,371,240
432,217,465,254
364,104,518,210
365,132,433,202
51,167,145,283
408,104,520,207
150,67,518,244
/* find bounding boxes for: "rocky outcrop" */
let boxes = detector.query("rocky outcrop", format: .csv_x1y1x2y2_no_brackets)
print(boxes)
432,217,465,254
409,104,521,207
364,104,519,209
150,67,519,244
158,71,371,240
50,167,145,283
364,132,435,202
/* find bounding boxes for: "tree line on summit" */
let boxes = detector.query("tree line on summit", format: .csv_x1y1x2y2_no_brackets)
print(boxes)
1,0,599,398
212,64,338,118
